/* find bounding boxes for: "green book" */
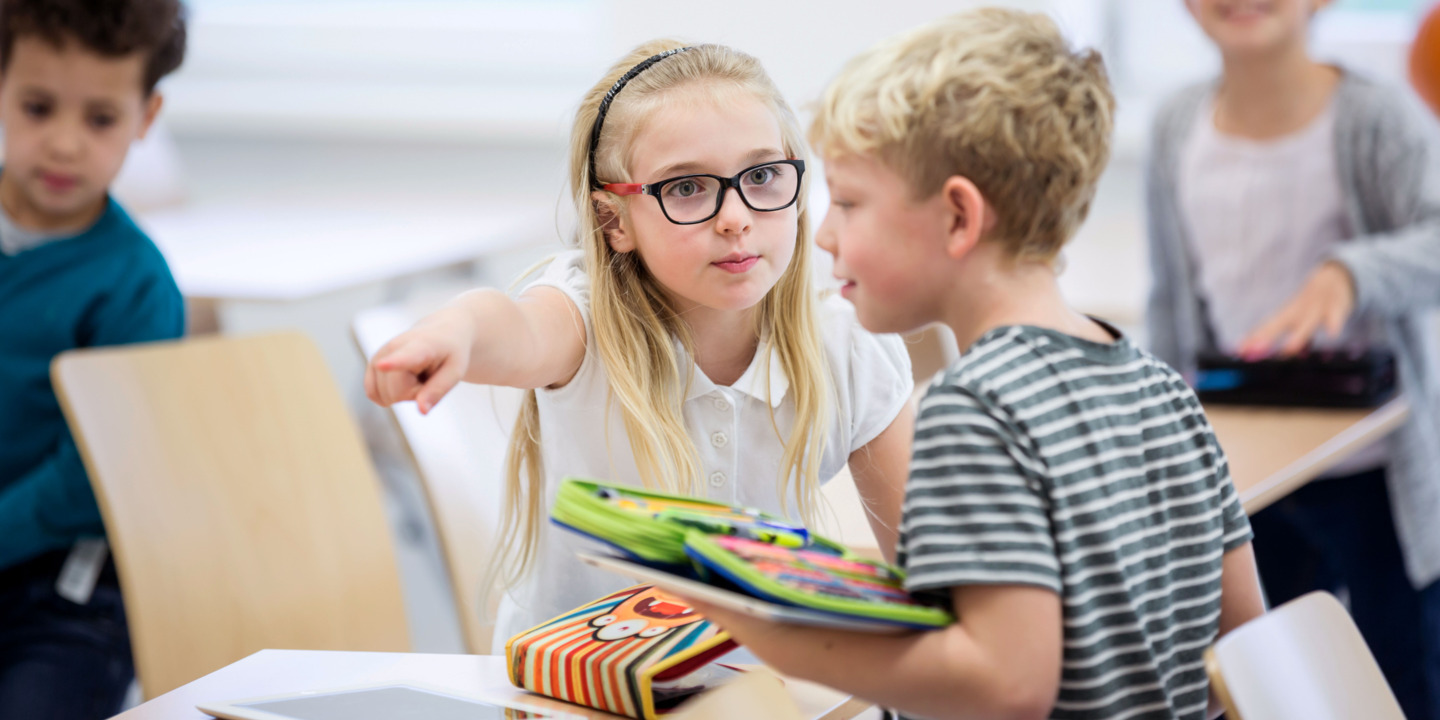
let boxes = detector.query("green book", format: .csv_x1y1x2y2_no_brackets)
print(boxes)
552,477,953,629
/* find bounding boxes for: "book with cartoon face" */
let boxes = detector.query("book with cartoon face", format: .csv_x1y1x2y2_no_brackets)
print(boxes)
506,584,740,720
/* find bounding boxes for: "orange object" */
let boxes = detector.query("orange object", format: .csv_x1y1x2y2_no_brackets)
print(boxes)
1410,4,1440,117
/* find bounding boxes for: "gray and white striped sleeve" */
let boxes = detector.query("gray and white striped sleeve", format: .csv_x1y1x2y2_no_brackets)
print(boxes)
1211,453,1254,552
899,385,1061,595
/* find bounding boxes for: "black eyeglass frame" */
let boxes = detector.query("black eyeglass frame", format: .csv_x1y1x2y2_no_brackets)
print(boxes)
600,159,806,226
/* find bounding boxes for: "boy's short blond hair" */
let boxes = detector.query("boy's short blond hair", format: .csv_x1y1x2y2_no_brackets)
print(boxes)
811,8,1115,262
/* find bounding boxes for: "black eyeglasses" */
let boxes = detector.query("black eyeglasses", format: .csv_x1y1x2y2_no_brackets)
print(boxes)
601,159,805,225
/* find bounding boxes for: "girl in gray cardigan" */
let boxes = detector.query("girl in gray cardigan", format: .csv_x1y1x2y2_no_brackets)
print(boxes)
1147,2,1440,717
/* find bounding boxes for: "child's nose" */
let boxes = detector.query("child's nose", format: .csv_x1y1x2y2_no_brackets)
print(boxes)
45,118,84,159
815,214,839,256
713,187,753,235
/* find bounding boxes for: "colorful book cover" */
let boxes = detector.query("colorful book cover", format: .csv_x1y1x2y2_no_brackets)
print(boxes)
506,584,738,719
547,477,953,632
550,478,809,565
685,533,953,628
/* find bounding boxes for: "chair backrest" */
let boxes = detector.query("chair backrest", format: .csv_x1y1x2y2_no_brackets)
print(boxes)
903,324,958,385
1206,591,1405,720
52,332,410,698
353,305,522,654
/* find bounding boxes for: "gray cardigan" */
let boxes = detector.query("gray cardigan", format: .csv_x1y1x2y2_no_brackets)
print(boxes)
1146,70,1440,589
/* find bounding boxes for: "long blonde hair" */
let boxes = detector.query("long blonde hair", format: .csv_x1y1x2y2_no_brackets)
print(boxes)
494,41,833,587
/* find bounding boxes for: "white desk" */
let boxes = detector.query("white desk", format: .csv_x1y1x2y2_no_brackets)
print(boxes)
114,650,869,720
138,203,547,302
135,202,554,438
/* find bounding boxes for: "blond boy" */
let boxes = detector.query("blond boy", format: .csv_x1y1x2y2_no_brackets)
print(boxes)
681,10,1265,720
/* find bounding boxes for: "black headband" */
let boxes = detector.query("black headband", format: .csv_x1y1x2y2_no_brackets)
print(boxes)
588,46,695,191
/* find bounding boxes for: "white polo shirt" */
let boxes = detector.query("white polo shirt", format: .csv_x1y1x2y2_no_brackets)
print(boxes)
492,250,913,648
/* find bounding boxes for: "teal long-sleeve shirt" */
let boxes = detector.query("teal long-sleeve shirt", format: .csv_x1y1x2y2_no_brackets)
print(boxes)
0,197,183,571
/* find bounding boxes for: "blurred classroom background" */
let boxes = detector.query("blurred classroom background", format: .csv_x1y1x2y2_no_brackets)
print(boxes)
93,0,1437,656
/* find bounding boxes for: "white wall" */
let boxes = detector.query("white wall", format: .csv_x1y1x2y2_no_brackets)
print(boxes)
143,0,1425,329
604,0,1053,118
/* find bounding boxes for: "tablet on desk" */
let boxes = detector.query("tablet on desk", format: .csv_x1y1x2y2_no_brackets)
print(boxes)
198,684,587,720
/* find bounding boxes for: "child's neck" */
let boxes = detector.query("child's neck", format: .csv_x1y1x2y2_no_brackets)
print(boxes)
940,242,1110,355
1214,44,1339,140
678,303,760,387
0,173,105,234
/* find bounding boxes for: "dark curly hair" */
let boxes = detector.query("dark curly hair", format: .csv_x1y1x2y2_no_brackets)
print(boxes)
0,0,187,95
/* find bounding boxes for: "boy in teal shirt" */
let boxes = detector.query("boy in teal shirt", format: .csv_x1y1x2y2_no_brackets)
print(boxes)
0,1,186,717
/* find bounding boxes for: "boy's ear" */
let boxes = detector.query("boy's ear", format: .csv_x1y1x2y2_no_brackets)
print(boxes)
137,92,163,141
591,191,634,253
940,175,994,261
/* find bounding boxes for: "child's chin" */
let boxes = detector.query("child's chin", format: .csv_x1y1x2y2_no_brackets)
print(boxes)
1212,22,1289,52
32,189,97,217
707,283,774,312
709,293,768,313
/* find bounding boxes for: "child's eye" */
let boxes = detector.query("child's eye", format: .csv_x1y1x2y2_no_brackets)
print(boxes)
22,101,51,119
745,166,779,185
831,199,855,210
667,180,702,198
88,114,117,130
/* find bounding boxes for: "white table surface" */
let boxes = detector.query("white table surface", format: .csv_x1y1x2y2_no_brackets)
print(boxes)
138,203,546,302
113,649,866,720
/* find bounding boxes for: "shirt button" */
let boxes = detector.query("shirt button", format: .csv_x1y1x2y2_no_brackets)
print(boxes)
711,431,728,448
709,471,726,488
712,396,730,412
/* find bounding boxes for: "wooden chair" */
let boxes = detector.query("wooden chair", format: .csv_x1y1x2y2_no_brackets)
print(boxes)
353,305,522,655
1206,591,1404,720
52,332,410,699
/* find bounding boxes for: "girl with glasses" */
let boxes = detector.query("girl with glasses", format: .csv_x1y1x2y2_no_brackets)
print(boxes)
364,41,916,648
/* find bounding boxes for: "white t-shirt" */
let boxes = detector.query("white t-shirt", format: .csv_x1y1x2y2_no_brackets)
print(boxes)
1177,94,1367,353
491,250,913,649
1179,94,1385,476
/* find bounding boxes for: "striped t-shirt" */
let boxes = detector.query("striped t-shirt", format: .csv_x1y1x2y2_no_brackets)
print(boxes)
896,324,1252,720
